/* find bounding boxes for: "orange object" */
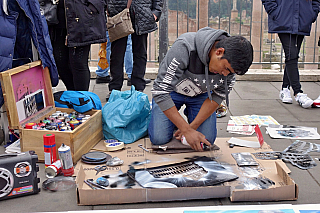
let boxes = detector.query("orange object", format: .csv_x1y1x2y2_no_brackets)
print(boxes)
98,41,109,70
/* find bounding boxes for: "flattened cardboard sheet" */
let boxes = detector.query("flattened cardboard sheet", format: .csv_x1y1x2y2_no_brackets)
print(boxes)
76,137,297,205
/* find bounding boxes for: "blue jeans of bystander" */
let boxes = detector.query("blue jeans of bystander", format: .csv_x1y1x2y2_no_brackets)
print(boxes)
96,32,133,78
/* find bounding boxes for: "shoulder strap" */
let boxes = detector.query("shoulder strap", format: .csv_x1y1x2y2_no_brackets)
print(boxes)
127,0,132,8
107,0,132,16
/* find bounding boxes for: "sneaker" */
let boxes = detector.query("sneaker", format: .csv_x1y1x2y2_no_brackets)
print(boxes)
216,104,227,118
96,75,111,84
312,95,320,108
295,93,313,108
279,87,292,104
127,78,151,86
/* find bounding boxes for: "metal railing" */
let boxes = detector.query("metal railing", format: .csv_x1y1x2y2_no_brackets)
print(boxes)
89,0,320,70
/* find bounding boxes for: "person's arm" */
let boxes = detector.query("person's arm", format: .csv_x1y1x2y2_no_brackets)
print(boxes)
261,0,278,15
164,101,213,151
312,0,320,22
152,0,163,22
169,97,219,151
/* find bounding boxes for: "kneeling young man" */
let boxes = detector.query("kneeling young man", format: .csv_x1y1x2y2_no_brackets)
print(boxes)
148,27,253,151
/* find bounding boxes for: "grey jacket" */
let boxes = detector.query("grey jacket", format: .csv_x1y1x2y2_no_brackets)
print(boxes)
152,28,236,112
106,0,163,35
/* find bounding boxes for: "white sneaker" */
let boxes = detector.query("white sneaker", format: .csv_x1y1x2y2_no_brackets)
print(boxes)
313,95,320,108
279,88,292,104
295,93,313,108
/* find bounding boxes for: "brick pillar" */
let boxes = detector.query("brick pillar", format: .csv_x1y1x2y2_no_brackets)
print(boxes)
304,17,320,70
251,0,263,69
197,0,209,29
231,9,238,21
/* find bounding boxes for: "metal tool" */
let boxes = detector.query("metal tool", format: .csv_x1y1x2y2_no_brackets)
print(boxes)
138,144,150,152
86,179,107,189
94,165,107,175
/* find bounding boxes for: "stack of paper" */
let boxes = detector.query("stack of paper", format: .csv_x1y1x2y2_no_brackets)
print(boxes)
230,115,279,126
227,120,255,135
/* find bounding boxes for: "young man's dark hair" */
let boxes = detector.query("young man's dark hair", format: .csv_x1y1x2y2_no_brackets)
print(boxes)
216,36,253,75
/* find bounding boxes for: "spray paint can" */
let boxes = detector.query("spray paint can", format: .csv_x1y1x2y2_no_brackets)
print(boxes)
45,160,62,178
43,133,57,167
58,143,74,176
181,135,209,150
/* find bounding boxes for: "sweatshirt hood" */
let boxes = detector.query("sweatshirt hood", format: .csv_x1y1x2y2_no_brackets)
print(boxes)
195,27,229,103
195,27,228,65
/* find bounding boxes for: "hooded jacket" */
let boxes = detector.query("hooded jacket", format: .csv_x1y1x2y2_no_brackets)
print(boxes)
0,0,59,107
106,0,163,35
152,28,236,112
262,0,320,35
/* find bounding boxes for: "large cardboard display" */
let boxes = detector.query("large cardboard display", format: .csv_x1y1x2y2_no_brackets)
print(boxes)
76,140,230,205
0,61,103,163
75,137,298,205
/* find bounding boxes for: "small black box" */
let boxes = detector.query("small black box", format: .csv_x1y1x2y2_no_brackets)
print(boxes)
0,151,40,200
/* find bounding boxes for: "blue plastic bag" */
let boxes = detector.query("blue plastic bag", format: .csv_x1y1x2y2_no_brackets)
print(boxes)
102,86,151,144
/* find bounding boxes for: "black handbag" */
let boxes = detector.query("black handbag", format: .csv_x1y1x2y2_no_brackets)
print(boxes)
38,0,59,25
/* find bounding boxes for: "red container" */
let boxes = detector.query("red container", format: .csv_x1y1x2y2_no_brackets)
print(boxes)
25,122,37,129
43,133,57,167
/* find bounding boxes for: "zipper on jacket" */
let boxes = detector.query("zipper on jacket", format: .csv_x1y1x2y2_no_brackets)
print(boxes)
16,0,40,54
64,0,69,46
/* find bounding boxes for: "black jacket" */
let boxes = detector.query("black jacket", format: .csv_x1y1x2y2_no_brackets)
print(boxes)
64,0,107,47
106,0,163,35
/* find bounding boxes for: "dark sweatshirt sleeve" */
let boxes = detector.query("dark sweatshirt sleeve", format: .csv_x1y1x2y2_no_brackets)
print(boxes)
210,74,236,105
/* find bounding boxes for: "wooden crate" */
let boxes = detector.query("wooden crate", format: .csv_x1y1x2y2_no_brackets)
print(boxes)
0,61,103,163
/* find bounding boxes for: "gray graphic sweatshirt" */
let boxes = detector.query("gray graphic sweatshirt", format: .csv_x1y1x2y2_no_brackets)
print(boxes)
152,27,236,112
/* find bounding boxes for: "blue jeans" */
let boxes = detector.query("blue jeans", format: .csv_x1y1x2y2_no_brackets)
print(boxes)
96,32,133,78
148,92,217,145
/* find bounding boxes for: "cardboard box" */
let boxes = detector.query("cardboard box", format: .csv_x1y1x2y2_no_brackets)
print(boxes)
0,61,103,163
75,139,231,205
75,137,298,205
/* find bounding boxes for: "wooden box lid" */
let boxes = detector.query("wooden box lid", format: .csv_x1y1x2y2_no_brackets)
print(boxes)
0,61,55,129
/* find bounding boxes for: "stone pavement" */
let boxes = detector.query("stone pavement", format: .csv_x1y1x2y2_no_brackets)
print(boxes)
1,71,320,212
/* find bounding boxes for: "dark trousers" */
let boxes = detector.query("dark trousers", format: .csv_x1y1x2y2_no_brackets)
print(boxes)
278,33,304,96
50,28,91,91
109,33,148,92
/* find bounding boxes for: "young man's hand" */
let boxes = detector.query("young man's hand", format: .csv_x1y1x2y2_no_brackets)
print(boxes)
175,128,211,151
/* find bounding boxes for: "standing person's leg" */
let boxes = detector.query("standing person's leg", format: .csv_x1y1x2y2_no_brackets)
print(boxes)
131,33,148,91
278,33,303,95
278,33,313,108
96,31,111,83
69,44,91,91
124,34,133,80
51,28,74,90
108,36,127,92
